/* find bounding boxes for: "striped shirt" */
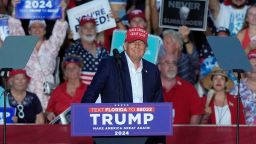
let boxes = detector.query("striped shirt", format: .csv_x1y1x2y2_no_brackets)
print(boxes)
65,40,108,85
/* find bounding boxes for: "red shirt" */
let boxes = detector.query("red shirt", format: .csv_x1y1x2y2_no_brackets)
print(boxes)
242,28,250,49
163,77,204,124
46,81,87,115
202,93,245,124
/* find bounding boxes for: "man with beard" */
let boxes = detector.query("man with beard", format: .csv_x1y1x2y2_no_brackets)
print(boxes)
209,0,249,36
158,53,204,124
239,49,256,125
65,16,108,85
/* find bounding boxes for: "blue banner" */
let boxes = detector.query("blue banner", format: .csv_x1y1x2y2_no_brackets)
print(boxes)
0,107,16,124
15,0,62,19
71,103,172,136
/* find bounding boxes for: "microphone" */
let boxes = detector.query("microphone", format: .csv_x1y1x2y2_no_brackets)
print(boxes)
113,49,121,67
113,49,123,102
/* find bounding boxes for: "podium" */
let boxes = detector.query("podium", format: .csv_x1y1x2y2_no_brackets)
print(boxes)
71,103,172,144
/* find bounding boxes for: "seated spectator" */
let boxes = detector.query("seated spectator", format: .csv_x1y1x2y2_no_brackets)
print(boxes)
46,55,87,122
239,49,256,125
158,53,203,124
65,16,108,85
201,67,245,125
8,69,44,124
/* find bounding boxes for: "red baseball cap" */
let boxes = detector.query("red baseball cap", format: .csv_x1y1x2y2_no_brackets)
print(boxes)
79,16,96,26
9,69,30,80
248,49,256,59
128,9,146,22
125,27,148,45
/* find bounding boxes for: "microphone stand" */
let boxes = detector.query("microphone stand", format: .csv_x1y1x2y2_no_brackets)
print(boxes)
233,69,244,144
0,68,12,144
113,49,123,102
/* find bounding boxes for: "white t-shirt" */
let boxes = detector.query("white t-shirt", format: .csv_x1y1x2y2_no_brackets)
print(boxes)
215,3,248,36
214,105,231,125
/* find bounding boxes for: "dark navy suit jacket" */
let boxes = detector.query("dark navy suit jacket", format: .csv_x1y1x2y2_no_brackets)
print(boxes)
81,52,163,103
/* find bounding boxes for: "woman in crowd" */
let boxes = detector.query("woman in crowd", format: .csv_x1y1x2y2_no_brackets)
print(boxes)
201,67,245,125
46,55,87,122
237,4,256,54
239,49,256,125
8,69,44,124
9,0,69,111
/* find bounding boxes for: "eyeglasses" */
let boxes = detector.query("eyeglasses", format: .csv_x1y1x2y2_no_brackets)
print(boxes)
17,104,25,119
158,61,177,67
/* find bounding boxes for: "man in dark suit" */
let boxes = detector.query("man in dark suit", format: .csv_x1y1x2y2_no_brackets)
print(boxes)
81,27,165,144
81,27,163,103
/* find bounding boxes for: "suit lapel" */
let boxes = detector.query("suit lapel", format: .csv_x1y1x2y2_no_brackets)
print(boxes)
120,52,133,102
142,60,149,102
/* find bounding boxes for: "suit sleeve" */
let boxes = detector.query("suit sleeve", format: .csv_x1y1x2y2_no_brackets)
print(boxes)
81,58,110,103
153,68,164,102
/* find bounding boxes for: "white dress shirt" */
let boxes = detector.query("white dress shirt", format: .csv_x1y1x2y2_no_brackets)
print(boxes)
125,53,143,103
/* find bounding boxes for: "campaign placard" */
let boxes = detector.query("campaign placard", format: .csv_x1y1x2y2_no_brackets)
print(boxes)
67,0,116,40
71,103,172,136
15,0,62,19
0,107,16,124
110,30,162,64
159,0,208,31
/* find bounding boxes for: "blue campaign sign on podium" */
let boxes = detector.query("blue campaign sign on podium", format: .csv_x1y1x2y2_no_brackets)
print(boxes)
0,107,15,124
110,30,162,64
71,103,172,136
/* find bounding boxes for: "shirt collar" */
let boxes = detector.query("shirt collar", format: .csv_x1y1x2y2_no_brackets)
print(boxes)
125,52,143,72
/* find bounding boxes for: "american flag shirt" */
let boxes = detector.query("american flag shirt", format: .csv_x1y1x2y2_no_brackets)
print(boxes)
65,40,108,85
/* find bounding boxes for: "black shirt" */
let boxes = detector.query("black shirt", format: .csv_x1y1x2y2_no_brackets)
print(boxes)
8,91,43,123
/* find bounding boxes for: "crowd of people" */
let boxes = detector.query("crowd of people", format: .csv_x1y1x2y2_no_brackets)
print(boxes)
0,0,256,129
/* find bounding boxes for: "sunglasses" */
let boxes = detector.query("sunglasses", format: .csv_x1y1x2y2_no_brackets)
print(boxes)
63,56,82,63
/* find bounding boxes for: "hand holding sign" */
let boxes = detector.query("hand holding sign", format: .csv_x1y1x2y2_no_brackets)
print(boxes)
179,26,190,41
